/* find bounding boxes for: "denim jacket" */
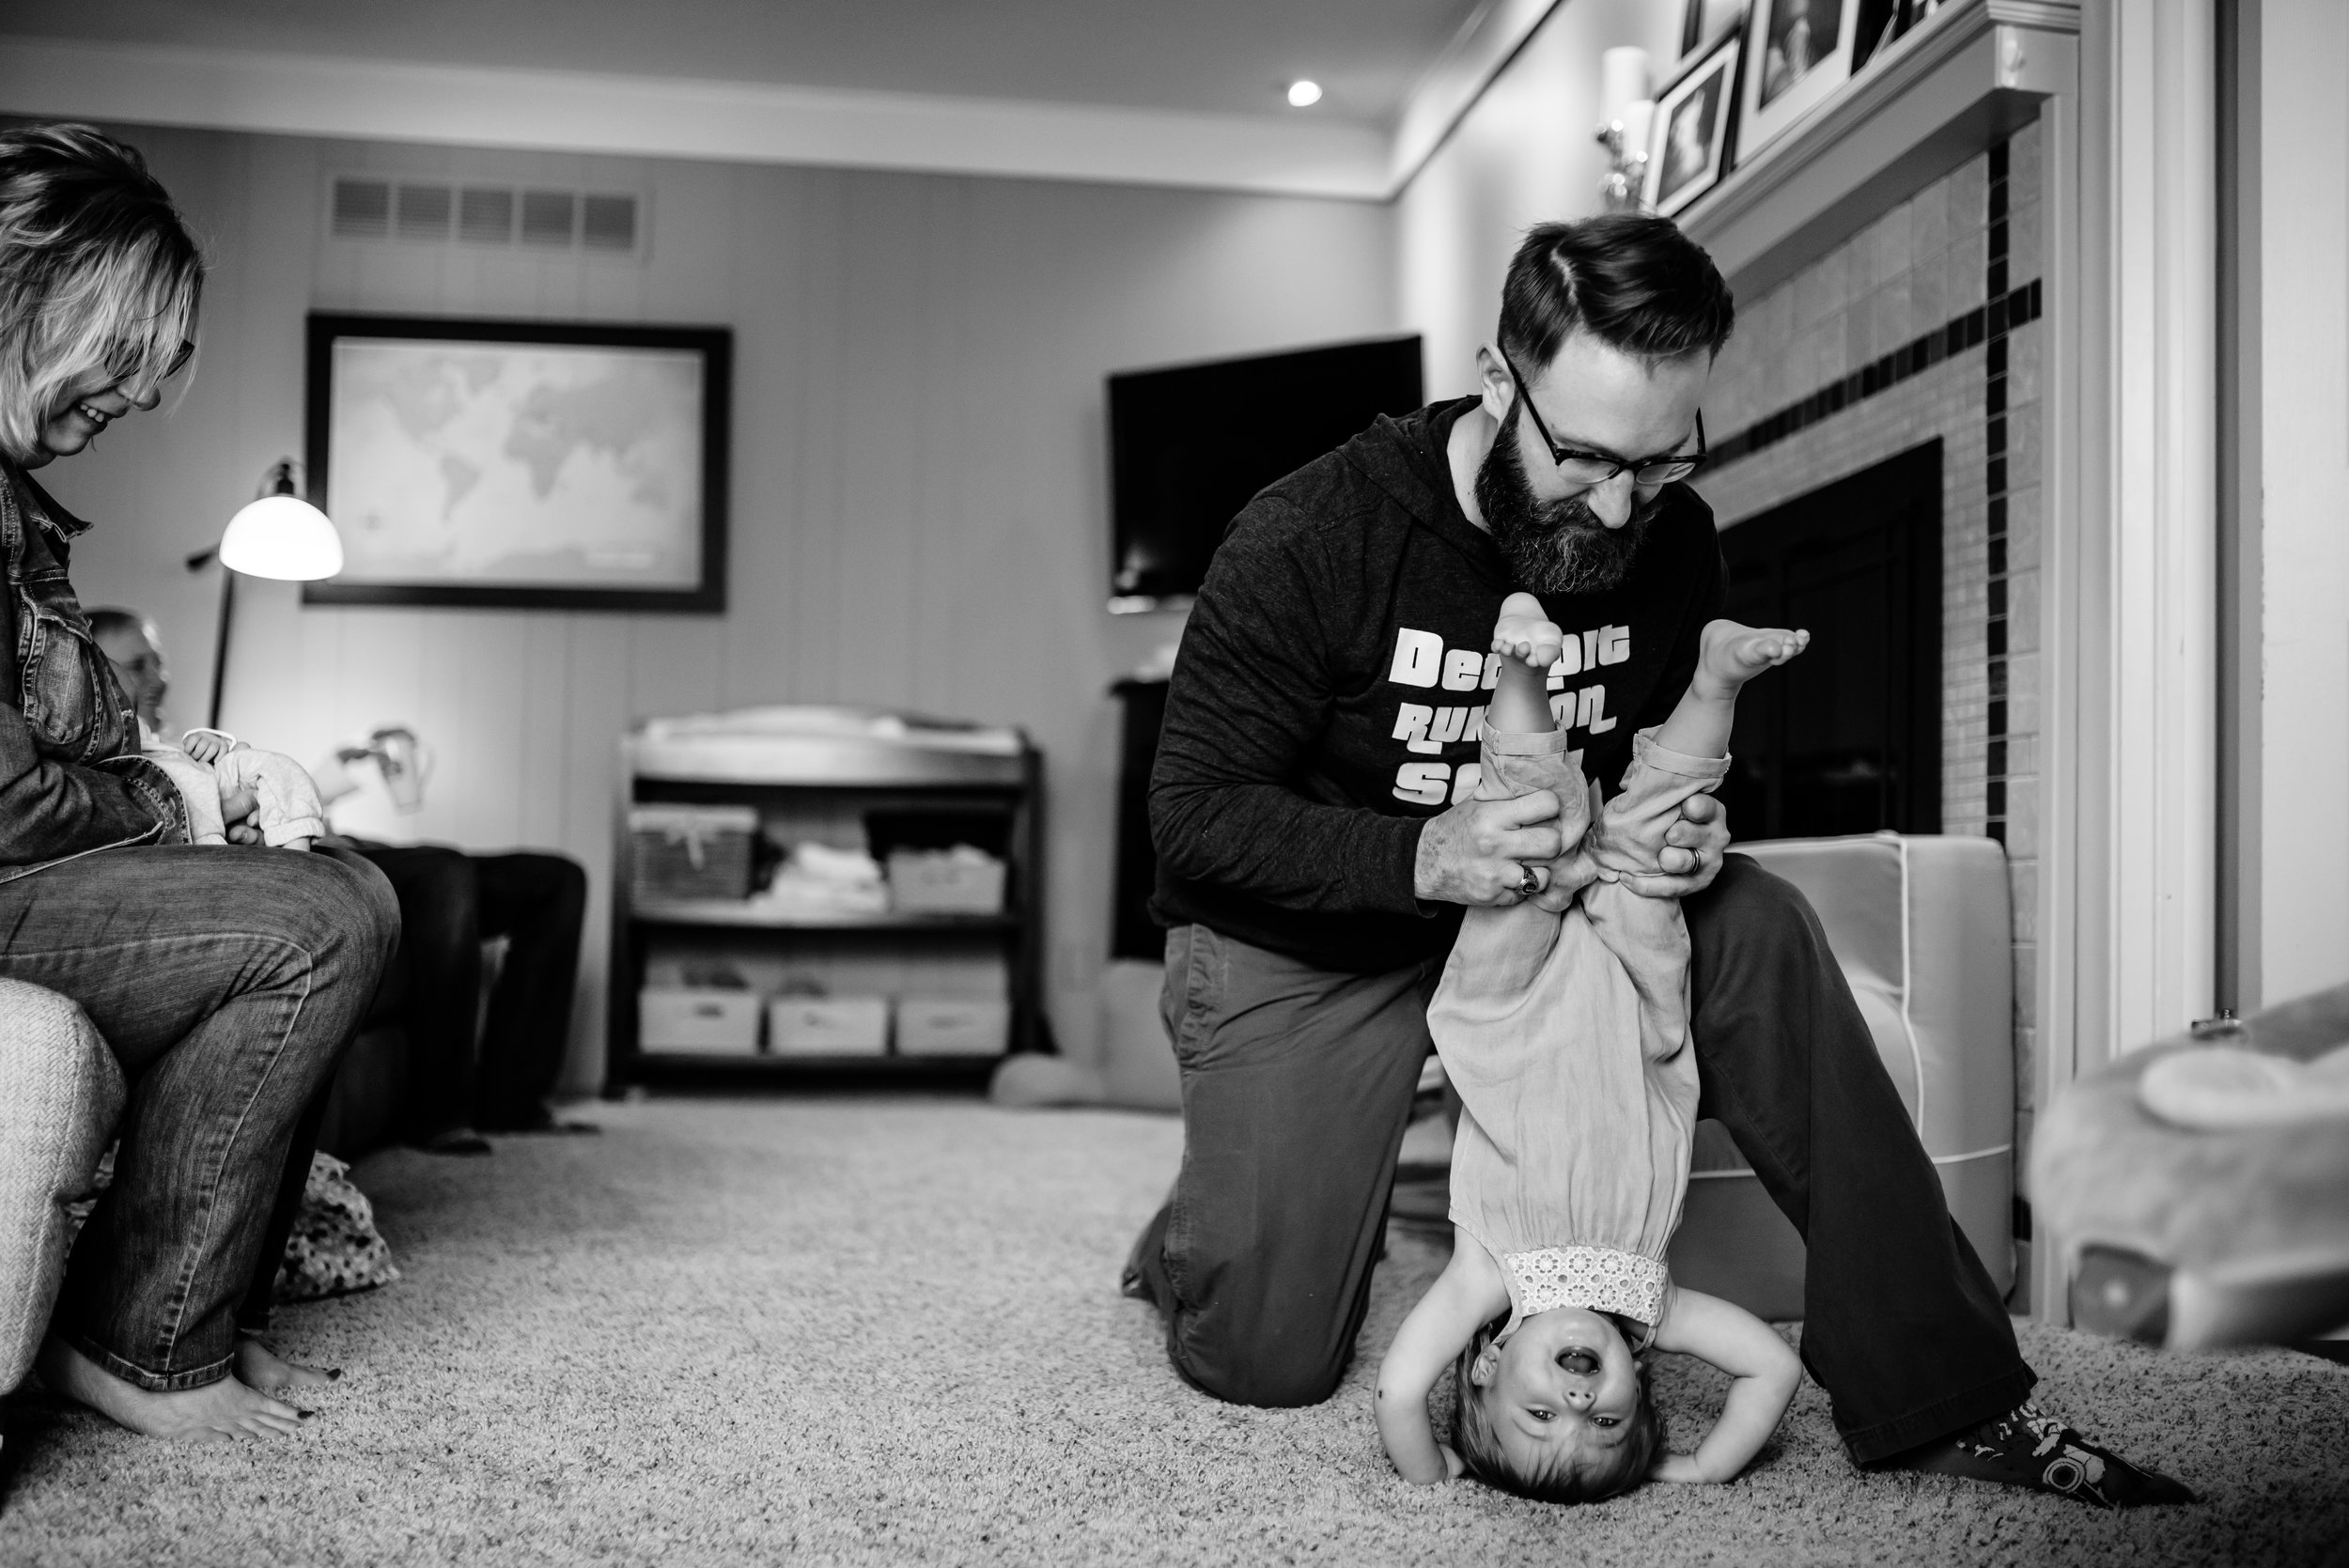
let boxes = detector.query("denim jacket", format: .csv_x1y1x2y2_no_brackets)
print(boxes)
0,461,188,884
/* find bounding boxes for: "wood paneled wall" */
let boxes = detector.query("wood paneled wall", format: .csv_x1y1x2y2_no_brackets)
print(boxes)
43,122,1398,1091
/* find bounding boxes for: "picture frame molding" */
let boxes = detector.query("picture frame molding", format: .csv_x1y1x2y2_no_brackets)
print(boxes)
303,311,732,613
1645,25,1746,218
1739,0,1861,162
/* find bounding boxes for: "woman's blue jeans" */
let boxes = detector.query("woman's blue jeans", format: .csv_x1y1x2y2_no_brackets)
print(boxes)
0,844,397,1391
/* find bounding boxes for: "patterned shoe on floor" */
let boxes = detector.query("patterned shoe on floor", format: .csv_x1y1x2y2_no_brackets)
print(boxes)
1897,1402,2198,1508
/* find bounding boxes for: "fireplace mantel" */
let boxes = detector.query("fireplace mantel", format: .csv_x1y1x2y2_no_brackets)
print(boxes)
1682,0,2080,302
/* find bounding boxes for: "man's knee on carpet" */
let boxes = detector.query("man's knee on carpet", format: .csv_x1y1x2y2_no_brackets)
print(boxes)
1169,1316,1347,1410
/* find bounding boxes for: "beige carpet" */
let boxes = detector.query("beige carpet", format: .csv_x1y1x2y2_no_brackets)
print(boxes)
3,1097,2344,1567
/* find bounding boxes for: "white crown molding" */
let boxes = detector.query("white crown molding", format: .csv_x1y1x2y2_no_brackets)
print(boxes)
1388,0,1565,190
0,34,1397,200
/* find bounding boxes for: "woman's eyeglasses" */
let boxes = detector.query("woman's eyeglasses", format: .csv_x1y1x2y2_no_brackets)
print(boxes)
104,337,197,382
1501,349,1706,487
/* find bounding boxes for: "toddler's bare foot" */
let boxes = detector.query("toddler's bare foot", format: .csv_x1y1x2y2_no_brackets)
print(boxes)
1695,618,1809,697
35,1335,308,1442
1491,591,1564,670
235,1332,338,1392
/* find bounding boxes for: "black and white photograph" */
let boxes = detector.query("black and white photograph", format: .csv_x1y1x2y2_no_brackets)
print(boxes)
0,3,2341,1566
1742,0,1857,156
1646,30,1743,216
1848,0,1914,74
1676,0,1748,58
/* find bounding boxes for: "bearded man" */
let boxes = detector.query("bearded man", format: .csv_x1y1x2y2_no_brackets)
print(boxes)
1120,215,2189,1507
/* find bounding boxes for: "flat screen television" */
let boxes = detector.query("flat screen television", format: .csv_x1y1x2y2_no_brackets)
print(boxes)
1107,334,1423,612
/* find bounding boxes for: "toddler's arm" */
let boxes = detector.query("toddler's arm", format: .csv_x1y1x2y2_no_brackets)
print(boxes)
1647,1287,1802,1483
1374,1231,1509,1484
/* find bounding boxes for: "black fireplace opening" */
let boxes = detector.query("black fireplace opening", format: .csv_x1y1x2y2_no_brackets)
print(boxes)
1716,440,1942,842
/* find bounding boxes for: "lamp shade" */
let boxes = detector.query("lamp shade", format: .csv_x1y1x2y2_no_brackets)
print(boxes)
218,493,343,581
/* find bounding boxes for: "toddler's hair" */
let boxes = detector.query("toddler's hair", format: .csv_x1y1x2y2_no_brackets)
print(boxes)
1452,1312,1665,1504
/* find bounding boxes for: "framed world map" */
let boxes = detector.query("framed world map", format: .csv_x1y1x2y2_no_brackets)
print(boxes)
303,314,730,611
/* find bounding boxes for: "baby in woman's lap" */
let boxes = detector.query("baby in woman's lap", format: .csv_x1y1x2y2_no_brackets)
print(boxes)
139,722,324,849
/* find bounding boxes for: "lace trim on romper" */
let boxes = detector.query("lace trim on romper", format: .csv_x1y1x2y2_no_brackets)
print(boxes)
1499,1245,1671,1346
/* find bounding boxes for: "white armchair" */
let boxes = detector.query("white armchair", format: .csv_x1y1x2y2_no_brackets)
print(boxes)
1669,832,2018,1319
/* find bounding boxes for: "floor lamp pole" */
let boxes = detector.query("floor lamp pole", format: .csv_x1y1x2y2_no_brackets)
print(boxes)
204,558,237,731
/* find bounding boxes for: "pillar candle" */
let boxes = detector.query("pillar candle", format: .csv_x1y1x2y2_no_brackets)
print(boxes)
1599,46,1652,123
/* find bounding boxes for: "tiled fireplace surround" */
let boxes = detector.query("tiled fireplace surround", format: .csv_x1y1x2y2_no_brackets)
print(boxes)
1699,121,2045,1297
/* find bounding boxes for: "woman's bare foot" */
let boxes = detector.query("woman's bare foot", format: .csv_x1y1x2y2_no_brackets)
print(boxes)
235,1332,338,1393
1694,618,1809,699
35,1334,308,1442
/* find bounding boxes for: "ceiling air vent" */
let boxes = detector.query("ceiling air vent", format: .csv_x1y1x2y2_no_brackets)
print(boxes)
459,187,514,245
581,194,637,251
327,177,643,260
330,178,391,240
395,182,453,242
521,189,578,246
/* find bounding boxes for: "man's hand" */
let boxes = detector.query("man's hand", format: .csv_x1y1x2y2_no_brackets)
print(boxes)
1414,791,1564,906
1614,792,1731,898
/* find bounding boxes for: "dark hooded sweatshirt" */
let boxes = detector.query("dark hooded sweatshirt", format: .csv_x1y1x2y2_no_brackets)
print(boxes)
1146,396,1726,974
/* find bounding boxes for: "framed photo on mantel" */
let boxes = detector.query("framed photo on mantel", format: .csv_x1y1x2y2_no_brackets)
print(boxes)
1739,0,1858,161
303,314,731,612
1646,28,1744,218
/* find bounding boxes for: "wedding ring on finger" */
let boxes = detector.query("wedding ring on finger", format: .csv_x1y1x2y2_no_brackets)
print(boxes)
1516,863,1541,898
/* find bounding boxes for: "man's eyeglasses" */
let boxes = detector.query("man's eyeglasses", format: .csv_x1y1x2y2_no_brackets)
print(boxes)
1500,350,1706,488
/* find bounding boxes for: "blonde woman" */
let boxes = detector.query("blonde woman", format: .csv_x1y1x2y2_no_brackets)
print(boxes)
0,124,397,1442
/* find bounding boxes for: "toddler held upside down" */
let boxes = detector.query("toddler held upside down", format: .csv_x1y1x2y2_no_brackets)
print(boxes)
1376,592,1808,1503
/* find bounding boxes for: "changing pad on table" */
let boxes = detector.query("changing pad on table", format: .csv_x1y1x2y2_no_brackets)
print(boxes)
2031,980,2349,1349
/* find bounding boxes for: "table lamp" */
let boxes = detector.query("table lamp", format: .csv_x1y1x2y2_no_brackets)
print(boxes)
185,458,344,728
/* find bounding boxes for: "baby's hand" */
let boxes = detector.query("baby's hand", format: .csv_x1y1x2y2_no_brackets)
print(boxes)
1491,591,1564,671
179,727,246,764
1695,620,1809,693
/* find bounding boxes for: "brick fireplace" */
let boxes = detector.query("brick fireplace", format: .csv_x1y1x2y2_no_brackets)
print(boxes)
1697,121,2046,1300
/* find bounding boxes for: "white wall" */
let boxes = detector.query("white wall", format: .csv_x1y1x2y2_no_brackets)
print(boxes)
1397,0,1684,397
38,122,1397,1092
2254,0,2349,1003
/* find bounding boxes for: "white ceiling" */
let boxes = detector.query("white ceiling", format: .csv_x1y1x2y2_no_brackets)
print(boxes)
0,0,1565,198
0,0,1487,129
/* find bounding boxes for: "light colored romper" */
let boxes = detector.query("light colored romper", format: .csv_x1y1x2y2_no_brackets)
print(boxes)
1427,722,1730,1343
137,720,328,847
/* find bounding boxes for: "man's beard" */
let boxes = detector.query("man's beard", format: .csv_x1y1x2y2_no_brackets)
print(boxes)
1474,418,1662,597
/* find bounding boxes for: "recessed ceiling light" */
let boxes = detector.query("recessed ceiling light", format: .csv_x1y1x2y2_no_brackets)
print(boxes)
1286,80,1323,108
